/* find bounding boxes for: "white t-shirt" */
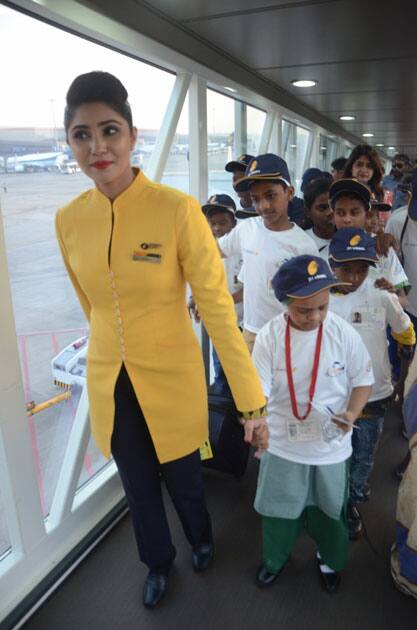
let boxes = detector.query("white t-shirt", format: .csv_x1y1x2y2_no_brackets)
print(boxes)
223,254,243,326
218,217,318,333
329,279,411,401
305,228,331,258
386,209,417,316
252,311,374,465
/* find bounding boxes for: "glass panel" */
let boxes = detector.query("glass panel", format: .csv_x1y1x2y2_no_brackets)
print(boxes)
318,134,329,170
0,481,11,559
282,119,297,185
318,134,337,172
294,125,311,193
247,104,266,155
77,435,110,490
161,96,189,193
207,89,235,198
0,4,177,516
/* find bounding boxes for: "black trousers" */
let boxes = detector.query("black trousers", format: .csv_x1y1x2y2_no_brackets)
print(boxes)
111,365,212,571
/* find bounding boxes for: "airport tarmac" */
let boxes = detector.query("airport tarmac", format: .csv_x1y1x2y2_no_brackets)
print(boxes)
0,153,234,554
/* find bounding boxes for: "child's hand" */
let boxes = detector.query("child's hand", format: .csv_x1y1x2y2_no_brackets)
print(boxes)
374,277,396,293
332,410,356,434
392,379,406,405
187,296,201,323
375,232,398,257
241,418,269,449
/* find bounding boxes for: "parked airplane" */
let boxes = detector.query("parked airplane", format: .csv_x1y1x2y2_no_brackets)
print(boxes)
7,151,63,172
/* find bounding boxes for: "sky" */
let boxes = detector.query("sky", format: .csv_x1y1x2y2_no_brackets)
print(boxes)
0,4,264,136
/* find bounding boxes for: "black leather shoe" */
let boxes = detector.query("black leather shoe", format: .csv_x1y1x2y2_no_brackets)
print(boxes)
316,559,341,594
142,571,169,608
192,542,214,572
256,564,281,588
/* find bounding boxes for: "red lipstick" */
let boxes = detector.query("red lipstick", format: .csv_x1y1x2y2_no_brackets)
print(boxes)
91,161,112,169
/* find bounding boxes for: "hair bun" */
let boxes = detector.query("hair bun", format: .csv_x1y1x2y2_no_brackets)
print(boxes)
66,71,128,106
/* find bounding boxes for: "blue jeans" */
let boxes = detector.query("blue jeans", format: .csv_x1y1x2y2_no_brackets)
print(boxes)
212,347,232,398
349,416,384,504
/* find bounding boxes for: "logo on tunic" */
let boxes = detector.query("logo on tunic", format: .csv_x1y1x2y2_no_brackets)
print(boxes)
140,242,162,250
349,235,361,246
307,260,318,276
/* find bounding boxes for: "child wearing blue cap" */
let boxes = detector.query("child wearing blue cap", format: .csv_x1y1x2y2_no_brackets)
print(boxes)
328,178,409,296
252,255,373,593
189,194,243,396
302,178,335,255
218,154,318,353
328,227,415,539
225,154,257,218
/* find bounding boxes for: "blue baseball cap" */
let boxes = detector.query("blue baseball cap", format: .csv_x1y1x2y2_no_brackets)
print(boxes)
328,227,377,266
225,154,255,173
202,194,236,218
235,207,258,219
370,200,392,213
301,167,325,193
234,154,291,192
407,173,417,220
329,178,372,210
272,255,345,301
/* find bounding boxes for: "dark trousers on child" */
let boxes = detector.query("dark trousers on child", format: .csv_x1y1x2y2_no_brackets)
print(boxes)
349,399,389,504
111,364,212,571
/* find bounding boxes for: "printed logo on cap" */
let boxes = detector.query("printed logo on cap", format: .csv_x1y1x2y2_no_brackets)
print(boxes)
307,260,318,276
208,195,217,204
249,160,258,172
349,235,361,246
238,155,245,161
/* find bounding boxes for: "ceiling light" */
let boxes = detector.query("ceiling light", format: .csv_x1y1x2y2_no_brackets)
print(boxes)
291,79,317,88
290,144,297,148
320,146,327,151
388,146,396,150
375,143,384,147
362,133,374,137
224,86,237,93
339,115,356,121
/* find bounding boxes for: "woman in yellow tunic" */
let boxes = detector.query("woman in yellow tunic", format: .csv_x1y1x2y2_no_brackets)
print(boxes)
56,72,266,608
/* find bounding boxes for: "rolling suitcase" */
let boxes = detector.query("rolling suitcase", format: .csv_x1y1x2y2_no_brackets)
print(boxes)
202,393,250,478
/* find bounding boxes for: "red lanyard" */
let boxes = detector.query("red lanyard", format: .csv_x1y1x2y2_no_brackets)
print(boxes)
285,318,323,421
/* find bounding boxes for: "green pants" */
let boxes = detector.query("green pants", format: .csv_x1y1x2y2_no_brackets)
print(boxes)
263,504,348,574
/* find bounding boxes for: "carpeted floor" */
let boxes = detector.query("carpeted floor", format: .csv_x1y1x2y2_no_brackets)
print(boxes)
24,404,415,630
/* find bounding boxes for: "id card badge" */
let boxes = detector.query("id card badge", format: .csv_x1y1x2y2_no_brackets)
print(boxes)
350,306,385,331
287,419,322,442
199,439,213,461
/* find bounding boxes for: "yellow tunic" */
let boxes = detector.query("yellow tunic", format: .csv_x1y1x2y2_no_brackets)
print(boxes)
55,170,265,462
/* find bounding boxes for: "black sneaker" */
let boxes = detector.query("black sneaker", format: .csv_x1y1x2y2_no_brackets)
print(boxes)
316,558,341,594
347,502,363,540
256,564,281,588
